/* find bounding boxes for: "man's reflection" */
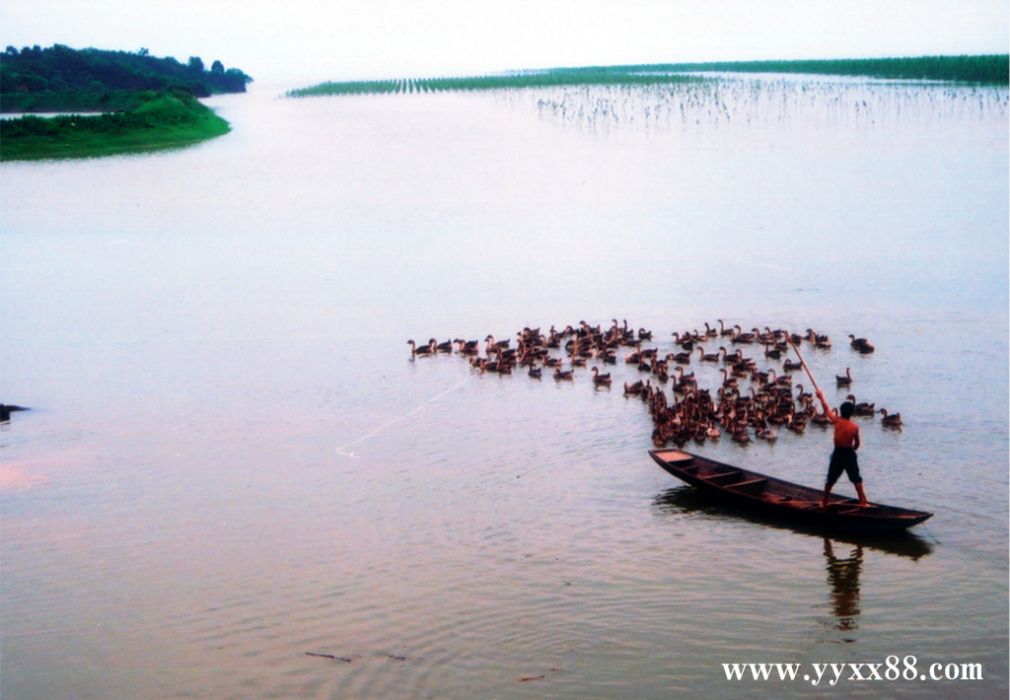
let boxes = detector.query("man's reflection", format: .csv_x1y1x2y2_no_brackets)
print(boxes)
824,537,863,634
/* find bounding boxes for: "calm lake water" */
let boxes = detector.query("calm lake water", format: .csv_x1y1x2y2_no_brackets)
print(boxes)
1,75,1008,699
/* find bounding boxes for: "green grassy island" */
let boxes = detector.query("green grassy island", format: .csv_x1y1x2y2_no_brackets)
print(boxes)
1,90,230,161
1,44,250,161
287,54,1008,98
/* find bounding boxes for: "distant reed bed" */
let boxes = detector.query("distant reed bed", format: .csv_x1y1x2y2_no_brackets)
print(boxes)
286,71,709,98
557,55,1009,84
287,55,1008,99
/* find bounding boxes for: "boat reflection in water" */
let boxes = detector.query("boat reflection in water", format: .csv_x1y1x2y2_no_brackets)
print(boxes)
652,486,934,560
653,487,934,641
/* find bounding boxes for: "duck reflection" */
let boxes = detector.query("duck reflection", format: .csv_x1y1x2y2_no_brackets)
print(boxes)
823,538,862,633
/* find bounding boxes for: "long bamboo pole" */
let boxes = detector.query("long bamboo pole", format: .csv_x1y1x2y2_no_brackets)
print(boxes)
787,336,822,396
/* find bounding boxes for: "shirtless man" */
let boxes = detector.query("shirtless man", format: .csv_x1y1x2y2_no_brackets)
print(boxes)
816,388,868,508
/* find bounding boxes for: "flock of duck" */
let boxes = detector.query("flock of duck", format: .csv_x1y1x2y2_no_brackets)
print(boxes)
408,319,902,449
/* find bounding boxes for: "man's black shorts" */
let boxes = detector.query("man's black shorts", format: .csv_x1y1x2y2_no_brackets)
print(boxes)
827,447,862,486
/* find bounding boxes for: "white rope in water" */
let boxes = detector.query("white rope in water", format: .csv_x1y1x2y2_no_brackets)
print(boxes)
335,375,471,459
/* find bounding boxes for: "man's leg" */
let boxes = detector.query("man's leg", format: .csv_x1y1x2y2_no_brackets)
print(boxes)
820,480,837,508
847,456,867,507
854,482,868,507
822,453,841,508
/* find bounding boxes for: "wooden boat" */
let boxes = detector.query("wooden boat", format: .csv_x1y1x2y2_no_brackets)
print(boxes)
649,449,932,533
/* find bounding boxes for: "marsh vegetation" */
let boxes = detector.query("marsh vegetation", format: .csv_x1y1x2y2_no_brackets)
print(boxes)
517,78,1009,132
286,54,1009,99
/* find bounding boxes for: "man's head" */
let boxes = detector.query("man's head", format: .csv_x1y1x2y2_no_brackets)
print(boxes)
840,401,855,419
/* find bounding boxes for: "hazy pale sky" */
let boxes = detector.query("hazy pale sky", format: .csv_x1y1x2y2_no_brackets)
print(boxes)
2,0,1007,86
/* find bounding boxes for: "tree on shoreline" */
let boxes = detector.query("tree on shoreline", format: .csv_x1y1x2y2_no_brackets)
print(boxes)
0,44,252,100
